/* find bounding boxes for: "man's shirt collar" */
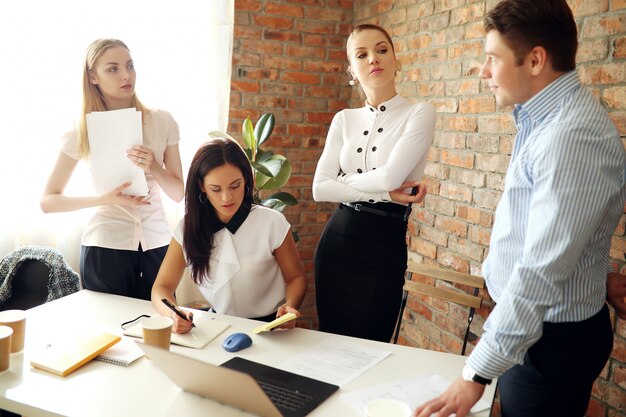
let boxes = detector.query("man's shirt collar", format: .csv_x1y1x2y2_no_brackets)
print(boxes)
513,70,580,126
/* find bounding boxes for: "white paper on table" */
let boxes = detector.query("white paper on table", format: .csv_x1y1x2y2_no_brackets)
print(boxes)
277,338,391,387
86,108,148,196
341,373,491,415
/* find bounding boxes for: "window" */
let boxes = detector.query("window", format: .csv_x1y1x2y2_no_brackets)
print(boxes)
0,0,233,267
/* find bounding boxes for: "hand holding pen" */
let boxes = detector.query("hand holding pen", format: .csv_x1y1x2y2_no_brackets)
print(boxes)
161,298,195,333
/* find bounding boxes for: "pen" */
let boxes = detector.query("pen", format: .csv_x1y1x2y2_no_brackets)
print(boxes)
161,298,196,328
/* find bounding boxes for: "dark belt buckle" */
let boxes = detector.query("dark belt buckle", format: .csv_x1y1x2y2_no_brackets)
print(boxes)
353,203,363,212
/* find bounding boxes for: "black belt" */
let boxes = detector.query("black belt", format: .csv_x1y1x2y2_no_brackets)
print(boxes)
342,202,408,221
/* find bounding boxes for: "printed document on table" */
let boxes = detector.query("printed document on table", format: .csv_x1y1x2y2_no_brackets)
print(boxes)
341,373,491,415
86,108,148,196
277,338,391,386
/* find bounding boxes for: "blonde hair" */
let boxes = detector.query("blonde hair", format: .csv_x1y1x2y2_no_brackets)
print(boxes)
346,23,396,61
78,39,148,158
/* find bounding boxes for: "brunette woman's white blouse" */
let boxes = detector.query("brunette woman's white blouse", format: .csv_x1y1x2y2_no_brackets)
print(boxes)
174,205,291,318
312,94,435,204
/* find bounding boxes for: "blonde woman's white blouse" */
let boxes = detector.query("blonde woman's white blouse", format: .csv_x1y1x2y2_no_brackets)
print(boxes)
60,109,180,251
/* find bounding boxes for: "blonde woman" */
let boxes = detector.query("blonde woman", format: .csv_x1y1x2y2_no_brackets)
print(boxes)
41,39,183,300
313,24,434,342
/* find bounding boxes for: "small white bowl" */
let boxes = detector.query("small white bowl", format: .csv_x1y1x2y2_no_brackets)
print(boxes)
365,398,412,417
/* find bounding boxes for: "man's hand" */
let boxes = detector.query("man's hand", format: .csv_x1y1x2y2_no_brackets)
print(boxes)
413,377,485,417
607,271,626,320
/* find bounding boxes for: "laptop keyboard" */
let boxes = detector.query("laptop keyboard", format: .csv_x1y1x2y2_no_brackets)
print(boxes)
258,380,314,412
220,356,339,417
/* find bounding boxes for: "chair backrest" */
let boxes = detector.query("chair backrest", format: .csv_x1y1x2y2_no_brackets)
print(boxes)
2,259,50,310
0,246,81,311
392,261,484,355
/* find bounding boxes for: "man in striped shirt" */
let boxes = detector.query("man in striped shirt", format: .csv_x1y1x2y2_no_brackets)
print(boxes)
415,1,626,416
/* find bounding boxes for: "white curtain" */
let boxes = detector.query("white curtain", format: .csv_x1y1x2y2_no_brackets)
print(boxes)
0,0,234,271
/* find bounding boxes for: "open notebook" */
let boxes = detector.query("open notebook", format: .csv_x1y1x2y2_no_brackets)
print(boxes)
123,315,230,349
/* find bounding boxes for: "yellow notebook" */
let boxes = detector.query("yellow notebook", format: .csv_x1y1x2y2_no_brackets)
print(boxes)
30,332,121,377
252,312,297,334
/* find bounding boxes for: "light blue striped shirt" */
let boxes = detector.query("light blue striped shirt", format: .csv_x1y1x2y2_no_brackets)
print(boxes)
466,71,626,379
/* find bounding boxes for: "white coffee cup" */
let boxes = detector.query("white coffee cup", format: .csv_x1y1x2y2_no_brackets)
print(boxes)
142,316,173,350
365,398,412,417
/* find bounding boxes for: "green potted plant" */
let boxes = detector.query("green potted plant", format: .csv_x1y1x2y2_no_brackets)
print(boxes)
209,113,298,212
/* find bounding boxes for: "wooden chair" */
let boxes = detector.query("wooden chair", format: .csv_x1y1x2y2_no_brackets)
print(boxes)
175,268,212,311
392,261,485,355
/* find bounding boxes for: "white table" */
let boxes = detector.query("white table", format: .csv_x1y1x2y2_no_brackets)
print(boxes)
0,290,496,417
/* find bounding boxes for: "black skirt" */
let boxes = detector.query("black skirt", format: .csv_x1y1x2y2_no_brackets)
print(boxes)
314,203,408,342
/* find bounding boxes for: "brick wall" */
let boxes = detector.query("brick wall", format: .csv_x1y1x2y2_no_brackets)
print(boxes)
231,0,355,329
231,0,626,415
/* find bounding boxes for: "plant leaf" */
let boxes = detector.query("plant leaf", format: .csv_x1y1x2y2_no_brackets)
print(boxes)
256,155,285,177
257,157,291,190
254,113,275,147
261,198,287,212
250,161,274,177
255,149,274,162
242,117,256,158
255,171,271,189
267,192,298,206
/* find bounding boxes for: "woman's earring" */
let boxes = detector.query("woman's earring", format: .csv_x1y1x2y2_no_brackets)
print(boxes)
349,78,356,86
198,192,207,204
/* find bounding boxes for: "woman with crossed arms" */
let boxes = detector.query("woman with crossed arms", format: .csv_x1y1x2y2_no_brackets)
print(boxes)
313,24,435,342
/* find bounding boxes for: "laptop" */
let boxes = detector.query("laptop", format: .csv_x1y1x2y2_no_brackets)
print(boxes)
137,342,339,417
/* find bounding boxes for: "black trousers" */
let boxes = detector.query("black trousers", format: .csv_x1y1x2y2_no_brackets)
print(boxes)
498,304,613,417
80,244,168,301
315,203,407,342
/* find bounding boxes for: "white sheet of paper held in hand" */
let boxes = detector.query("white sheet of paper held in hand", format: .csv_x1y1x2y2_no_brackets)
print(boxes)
86,108,148,196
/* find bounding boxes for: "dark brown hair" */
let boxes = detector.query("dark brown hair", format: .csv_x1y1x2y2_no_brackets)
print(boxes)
183,138,254,284
484,0,577,71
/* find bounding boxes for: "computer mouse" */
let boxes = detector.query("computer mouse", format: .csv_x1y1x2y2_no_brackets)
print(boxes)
222,332,253,352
